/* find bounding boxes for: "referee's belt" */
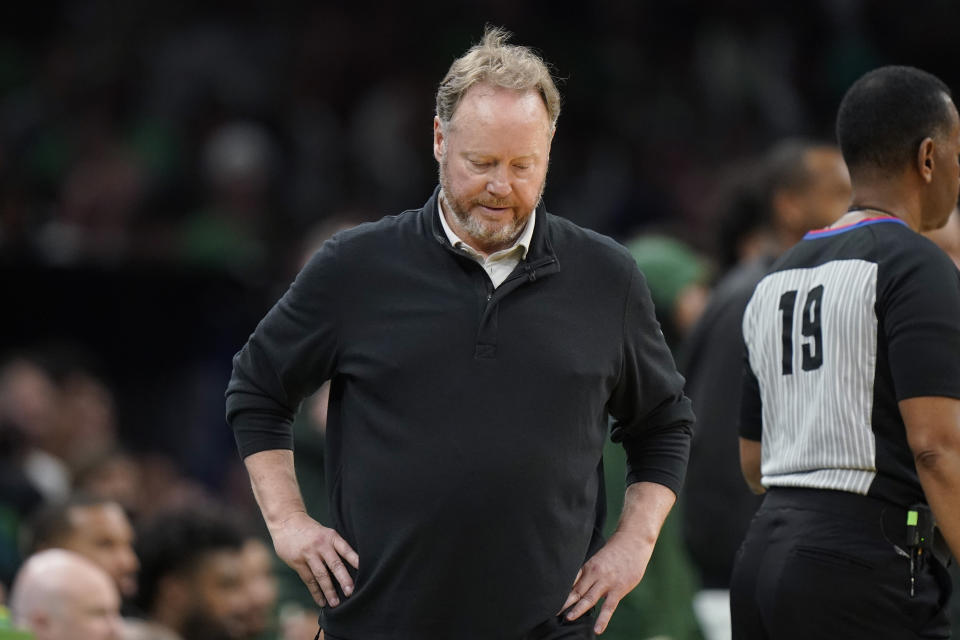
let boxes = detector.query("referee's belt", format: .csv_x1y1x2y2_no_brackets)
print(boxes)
764,487,952,566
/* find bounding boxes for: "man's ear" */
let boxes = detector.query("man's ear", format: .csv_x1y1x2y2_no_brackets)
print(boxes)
917,137,936,184
433,116,445,163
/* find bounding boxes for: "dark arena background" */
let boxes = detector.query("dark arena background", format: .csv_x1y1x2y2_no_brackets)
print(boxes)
3,2,960,639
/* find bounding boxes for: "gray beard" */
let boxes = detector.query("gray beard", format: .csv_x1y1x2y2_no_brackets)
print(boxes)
438,157,544,253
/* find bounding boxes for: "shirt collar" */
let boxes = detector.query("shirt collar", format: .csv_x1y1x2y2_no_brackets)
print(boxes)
437,195,535,260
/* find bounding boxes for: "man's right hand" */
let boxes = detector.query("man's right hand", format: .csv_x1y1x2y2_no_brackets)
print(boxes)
271,511,360,608
242,450,360,608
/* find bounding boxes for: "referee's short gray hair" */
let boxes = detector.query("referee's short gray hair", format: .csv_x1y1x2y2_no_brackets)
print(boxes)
436,26,561,130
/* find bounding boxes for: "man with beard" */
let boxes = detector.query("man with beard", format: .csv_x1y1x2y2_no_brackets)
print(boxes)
131,508,247,640
30,495,139,603
237,537,278,639
226,26,694,640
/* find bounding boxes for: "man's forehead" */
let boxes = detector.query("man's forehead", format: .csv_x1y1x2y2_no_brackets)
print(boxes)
68,503,131,533
449,83,550,128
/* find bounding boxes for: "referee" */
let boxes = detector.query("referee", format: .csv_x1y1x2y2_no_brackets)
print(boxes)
731,66,960,639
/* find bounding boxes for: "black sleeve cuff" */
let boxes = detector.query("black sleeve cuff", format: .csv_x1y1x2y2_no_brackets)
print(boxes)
226,388,297,458
621,421,693,497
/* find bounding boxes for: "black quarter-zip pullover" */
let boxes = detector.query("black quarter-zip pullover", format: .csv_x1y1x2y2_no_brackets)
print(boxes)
226,187,694,639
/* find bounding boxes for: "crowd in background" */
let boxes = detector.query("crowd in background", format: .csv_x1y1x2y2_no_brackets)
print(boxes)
5,1,960,271
5,1,960,639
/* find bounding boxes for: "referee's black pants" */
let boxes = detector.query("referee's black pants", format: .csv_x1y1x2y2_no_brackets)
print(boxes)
730,488,952,639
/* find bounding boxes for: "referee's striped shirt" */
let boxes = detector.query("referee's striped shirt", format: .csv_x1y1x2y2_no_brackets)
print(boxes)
740,217,960,506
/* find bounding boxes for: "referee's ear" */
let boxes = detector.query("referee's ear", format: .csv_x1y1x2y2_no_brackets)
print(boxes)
916,136,936,185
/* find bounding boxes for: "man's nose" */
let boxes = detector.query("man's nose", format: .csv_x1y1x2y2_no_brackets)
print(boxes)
486,166,511,198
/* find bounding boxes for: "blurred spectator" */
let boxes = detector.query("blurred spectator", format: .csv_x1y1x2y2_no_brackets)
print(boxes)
52,368,119,473
679,139,850,640
294,214,370,280
0,349,125,506
924,206,960,269
623,234,712,347
29,495,138,601
179,121,277,279
0,358,70,503
37,138,146,266
708,161,772,277
133,455,216,525
347,77,428,211
73,450,144,519
8,548,122,640
0,356,68,589
238,537,277,640
0,391,44,590
132,507,248,640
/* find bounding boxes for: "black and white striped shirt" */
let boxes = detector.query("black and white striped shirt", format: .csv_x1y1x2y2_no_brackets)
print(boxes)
740,217,960,506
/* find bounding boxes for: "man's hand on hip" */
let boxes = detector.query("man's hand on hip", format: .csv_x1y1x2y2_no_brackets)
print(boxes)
561,480,674,634
272,511,360,608
560,531,654,634
242,450,360,609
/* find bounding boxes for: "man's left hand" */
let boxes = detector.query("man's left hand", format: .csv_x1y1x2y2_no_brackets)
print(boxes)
560,481,676,634
560,532,654,634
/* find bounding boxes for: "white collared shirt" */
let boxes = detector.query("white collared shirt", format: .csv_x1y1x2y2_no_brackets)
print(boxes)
438,198,535,288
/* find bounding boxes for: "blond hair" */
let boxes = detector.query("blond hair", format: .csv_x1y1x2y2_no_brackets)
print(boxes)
436,26,561,130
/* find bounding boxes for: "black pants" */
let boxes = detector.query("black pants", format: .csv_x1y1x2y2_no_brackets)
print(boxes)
730,488,951,639
322,611,595,640
524,612,596,640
